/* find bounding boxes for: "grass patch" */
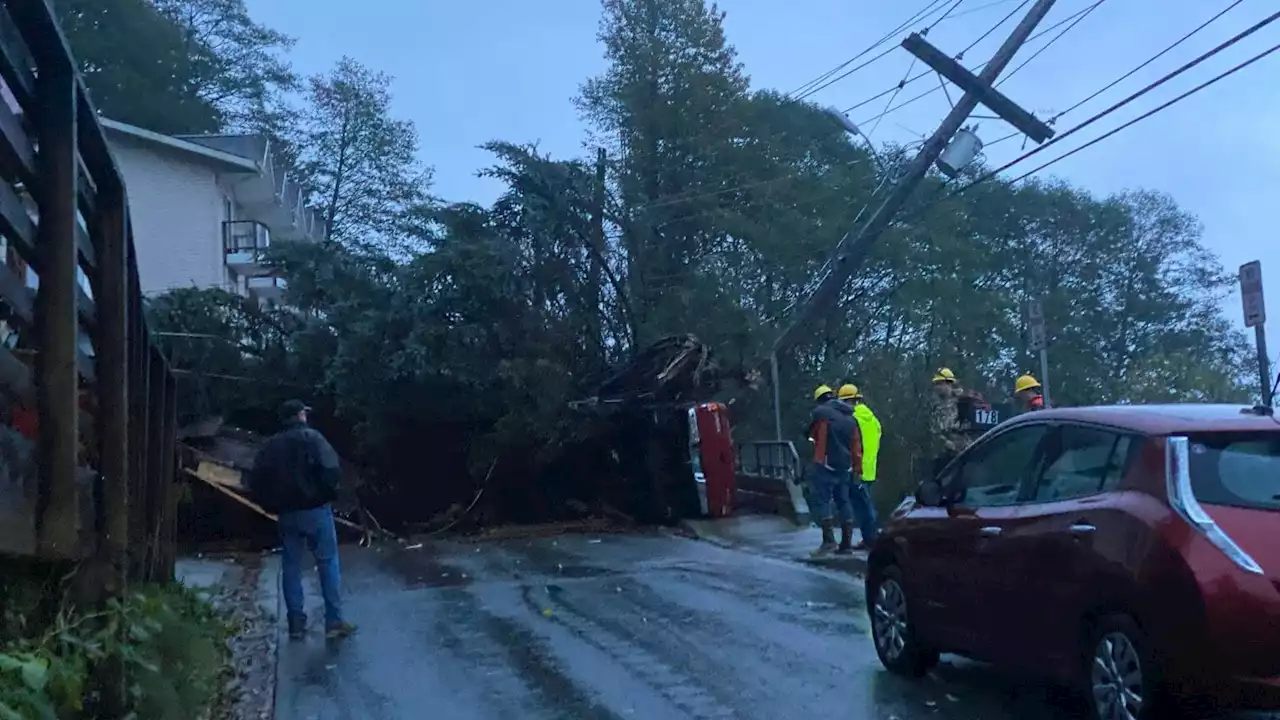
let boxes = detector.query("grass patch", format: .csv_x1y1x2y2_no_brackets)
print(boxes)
0,579,231,720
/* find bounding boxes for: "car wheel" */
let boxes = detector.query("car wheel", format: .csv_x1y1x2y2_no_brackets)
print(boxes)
868,565,938,677
1084,614,1178,720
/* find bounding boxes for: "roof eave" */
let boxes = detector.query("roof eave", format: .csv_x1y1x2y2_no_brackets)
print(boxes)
101,118,260,174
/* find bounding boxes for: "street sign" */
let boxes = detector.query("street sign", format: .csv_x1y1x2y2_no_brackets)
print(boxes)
1028,323,1046,352
1026,299,1046,352
1026,299,1044,323
1239,261,1265,328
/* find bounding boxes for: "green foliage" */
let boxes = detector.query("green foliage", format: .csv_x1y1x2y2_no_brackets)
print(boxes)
0,583,229,720
122,0,1255,520
54,0,221,133
294,57,433,256
153,0,300,133
57,0,297,139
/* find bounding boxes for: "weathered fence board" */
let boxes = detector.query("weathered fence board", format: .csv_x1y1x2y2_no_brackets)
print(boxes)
0,0,178,583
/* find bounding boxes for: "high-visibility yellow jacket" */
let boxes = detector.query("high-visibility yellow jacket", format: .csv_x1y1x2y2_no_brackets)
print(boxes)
853,403,882,481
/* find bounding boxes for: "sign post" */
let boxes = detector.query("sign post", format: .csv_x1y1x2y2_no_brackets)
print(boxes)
1239,261,1271,407
1027,299,1050,408
769,353,782,441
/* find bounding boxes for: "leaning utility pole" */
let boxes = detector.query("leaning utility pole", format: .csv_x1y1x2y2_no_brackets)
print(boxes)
767,0,1059,361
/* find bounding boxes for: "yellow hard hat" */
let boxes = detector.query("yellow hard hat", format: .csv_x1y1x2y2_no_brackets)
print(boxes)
932,367,957,384
813,384,834,401
1014,374,1041,393
838,384,860,400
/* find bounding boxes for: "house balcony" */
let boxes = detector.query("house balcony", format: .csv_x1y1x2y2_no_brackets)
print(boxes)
247,275,286,302
223,220,271,276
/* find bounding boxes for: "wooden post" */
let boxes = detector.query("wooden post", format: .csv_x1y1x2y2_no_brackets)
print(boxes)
128,317,150,581
94,180,129,594
125,263,146,579
33,52,80,557
158,370,178,581
144,347,166,581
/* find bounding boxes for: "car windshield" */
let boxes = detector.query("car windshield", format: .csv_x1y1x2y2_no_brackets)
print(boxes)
1187,431,1280,511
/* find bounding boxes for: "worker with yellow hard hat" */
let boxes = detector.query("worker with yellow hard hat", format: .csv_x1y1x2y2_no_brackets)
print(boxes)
1014,374,1045,412
928,367,969,475
838,383,879,550
806,384,859,556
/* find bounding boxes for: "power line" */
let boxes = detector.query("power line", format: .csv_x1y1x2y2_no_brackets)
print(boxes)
636,5,1271,225
795,46,899,102
958,0,1032,59
947,0,1027,21
995,0,1106,86
867,57,920,140
1002,41,1280,184
794,0,969,101
844,0,1096,120
946,9,1280,195
789,0,952,98
981,1,1243,151
1047,0,1246,123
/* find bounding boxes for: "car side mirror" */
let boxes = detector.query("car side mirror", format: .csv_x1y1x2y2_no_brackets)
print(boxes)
917,479,945,507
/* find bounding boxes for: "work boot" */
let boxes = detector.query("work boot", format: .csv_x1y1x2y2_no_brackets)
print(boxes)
811,519,838,557
326,621,359,640
287,615,306,641
836,522,855,554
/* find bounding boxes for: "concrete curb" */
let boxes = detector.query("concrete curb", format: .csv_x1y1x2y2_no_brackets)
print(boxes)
258,554,282,720
802,554,869,576
678,518,869,577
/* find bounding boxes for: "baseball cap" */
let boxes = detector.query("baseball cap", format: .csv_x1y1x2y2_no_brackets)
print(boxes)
278,399,312,421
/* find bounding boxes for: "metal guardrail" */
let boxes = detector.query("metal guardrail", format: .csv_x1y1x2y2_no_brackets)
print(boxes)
735,440,803,483
0,0,178,579
734,440,810,525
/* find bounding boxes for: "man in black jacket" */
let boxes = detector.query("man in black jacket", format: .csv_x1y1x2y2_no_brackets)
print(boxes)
249,400,356,640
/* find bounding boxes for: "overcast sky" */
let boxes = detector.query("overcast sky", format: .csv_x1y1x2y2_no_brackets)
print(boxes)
247,0,1279,377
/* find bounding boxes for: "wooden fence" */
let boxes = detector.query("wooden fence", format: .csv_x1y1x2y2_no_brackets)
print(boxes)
0,0,178,585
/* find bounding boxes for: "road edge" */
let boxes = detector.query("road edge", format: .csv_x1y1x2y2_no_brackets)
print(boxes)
675,518,869,576
258,553,282,720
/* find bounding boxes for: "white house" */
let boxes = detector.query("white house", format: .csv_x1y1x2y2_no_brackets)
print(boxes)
101,119,326,301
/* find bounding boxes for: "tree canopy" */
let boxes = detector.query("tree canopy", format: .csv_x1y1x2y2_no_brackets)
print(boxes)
72,0,1259,522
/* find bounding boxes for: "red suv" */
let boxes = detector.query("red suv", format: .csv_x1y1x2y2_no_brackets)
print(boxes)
866,404,1279,719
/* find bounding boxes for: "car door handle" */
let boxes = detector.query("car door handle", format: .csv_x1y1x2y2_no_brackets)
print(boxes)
1069,523,1097,534
979,526,1002,537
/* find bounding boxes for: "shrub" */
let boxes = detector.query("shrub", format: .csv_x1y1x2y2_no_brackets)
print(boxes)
0,582,230,720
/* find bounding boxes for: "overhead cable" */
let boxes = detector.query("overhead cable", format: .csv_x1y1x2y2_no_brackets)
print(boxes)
952,8,1280,193
1001,41,1280,184
843,0,1097,117
995,0,1107,86
794,0,967,101
789,0,952,98
1048,0,1247,122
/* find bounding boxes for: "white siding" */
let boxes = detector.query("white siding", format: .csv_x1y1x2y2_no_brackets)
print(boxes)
109,138,230,296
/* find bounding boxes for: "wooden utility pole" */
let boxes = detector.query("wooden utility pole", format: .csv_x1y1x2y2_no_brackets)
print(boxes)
768,0,1059,360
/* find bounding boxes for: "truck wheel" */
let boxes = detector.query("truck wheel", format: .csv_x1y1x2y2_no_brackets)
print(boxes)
868,565,938,677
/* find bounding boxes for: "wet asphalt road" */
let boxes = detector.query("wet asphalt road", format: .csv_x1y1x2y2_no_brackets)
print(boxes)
275,531,1270,720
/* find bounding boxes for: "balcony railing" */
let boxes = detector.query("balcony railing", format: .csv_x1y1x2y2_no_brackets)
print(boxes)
222,220,269,253
247,275,286,301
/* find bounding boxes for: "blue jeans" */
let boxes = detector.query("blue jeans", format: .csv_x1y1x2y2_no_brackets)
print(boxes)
808,464,853,523
849,479,879,544
279,504,344,628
